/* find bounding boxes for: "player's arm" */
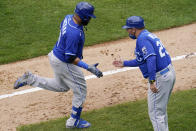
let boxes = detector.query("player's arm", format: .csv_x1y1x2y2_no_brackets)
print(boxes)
72,57,80,65
113,58,143,67
146,55,156,82
146,55,158,93
65,53,103,78
76,58,103,78
139,38,156,82
123,59,141,67
64,32,103,78
64,31,86,67
65,55,102,78
140,39,157,93
113,59,140,67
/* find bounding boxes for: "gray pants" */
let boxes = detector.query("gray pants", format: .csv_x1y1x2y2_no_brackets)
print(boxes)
148,64,176,131
29,51,87,108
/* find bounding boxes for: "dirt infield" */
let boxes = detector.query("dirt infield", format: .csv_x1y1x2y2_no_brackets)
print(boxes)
0,23,196,131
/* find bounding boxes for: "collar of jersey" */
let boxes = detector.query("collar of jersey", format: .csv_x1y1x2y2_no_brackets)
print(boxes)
69,15,83,30
137,29,148,39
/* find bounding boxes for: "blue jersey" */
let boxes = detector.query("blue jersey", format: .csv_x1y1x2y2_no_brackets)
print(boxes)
53,15,85,63
135,29,171,78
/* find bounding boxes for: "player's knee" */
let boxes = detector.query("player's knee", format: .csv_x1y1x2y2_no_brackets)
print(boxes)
61,88,70,92
54,87,69,92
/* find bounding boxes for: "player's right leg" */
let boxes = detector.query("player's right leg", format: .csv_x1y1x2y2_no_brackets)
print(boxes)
148,65,175,131
63,63,90,128
66,106,91,128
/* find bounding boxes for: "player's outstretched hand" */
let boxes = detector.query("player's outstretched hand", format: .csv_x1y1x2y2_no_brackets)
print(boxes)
112,60,124,67
87,63,103,78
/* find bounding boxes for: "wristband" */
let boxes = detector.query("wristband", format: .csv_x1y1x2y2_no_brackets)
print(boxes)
77,61,89,70
149,80,155,84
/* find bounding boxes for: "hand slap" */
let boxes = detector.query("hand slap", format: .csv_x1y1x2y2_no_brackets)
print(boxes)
87,63,103,78
112,60,124,67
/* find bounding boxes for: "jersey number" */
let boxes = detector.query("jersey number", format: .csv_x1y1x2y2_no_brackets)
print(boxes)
156,41,168,58
57,18,67,47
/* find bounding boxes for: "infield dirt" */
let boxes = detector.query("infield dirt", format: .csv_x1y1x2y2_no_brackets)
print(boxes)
0,23,196,131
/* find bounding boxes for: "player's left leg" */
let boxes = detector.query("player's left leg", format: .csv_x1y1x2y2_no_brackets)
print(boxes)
14,51,70,92
14,71,70,92
148,65,176,131
63,63,90,128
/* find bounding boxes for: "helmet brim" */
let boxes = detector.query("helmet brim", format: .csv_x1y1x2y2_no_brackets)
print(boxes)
122,25,133,29
89,14,96,18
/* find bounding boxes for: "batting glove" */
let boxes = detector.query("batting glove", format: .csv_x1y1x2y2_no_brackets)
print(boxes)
87,63,103,78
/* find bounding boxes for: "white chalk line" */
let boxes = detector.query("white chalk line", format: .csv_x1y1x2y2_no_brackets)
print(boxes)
0,52,196,100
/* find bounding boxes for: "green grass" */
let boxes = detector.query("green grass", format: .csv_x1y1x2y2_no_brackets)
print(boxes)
0,0,196,64
18,88,196,131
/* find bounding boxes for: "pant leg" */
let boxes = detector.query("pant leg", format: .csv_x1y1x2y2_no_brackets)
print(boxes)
148,66,176,131
165,66,176,130
27,51,70,92
27,51,87,108
30,76,69,92
64,63,87,108
48,51,87,108
64,63,87,126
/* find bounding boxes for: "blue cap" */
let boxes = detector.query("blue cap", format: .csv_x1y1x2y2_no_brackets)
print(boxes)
75,2,96,21
122,16,145,29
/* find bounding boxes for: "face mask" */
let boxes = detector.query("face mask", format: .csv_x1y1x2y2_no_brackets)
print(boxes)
81,17,91,26
129,34,136,39
81,20,89,26
129,29,136,39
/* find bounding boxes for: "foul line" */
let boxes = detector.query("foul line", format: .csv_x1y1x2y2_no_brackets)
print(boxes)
0,52,196,100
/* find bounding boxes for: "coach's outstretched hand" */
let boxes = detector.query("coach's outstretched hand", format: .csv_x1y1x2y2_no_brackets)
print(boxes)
112,60,124,67
87,63,103,78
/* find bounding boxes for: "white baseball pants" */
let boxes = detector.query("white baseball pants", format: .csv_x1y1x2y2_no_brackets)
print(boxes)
148,64,176,131
28,51,87,108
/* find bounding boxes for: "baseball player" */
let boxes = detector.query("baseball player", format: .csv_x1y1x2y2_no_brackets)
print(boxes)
113,16,176,131
14,2,103,129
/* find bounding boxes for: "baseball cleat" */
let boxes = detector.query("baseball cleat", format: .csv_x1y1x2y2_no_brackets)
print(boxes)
75,119,91,128
66,118,91,129
14,71,31,89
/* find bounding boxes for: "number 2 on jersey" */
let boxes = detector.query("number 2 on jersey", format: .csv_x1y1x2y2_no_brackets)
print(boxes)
156,41,168,58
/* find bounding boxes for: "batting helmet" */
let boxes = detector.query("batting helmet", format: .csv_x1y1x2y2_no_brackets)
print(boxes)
75,2,96,21
122,16,145,29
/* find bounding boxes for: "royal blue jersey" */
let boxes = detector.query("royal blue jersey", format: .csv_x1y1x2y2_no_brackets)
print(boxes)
135,29,171,78
53,15,85,63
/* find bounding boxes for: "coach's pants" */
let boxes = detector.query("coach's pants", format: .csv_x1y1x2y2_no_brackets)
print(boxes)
27,51,87,108
148,64,176,131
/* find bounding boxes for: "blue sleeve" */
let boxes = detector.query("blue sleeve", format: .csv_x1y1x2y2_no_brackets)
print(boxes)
138,38,156,60
123,59,141,67
64,31,80,62
77,61,89,69
146,55,156,80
